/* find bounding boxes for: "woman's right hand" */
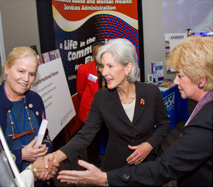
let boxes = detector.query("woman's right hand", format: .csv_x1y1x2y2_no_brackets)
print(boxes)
33,156,59,181
22,137,48,162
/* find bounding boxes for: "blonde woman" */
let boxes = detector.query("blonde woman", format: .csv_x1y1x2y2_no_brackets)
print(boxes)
0,46,54,186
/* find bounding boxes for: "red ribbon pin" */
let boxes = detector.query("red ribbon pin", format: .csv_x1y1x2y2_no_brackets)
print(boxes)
140,99,145,105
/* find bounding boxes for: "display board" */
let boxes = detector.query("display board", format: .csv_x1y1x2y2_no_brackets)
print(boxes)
52,0,143,95
31,50,76,140
151,61,164,81
164,33,187,73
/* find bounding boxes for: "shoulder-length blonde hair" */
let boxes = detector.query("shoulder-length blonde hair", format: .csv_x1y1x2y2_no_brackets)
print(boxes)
166,36,213,91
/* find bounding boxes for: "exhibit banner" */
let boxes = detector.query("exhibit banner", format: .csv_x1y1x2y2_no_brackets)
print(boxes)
31,50,76,140
164,33,187,73
52,0,141,95
162,85,189,130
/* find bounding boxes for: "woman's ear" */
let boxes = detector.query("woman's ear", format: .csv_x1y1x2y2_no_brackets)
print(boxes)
4,64,9,75
198,77,207,89
126,62,133,75
200,77,207,85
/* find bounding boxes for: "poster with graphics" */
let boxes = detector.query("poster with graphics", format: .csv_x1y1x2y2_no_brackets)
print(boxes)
164,33,187,73
31,50,76,140
52,0,141,95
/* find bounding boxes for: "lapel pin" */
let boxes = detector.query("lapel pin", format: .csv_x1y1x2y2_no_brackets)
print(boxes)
140,99,145,105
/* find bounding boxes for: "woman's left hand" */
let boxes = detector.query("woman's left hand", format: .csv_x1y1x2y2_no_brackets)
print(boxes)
22,137,48,162
126,142,153,165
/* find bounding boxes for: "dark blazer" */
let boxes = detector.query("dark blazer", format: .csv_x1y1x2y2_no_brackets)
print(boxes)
61,81,170,171
0,83,52,171
107,100,213,186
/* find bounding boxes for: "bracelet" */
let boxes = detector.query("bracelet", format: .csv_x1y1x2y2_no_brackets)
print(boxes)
26,164,39,180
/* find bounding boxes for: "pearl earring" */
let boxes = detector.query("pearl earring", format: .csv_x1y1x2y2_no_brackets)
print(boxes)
198,82,204,89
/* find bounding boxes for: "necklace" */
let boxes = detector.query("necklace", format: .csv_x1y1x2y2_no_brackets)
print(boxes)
120,93,136,104
7,97,35,145
118,84,136,104
127,94,136,104
3,84,35,145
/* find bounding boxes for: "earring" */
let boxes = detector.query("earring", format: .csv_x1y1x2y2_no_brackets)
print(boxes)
198,82,204,89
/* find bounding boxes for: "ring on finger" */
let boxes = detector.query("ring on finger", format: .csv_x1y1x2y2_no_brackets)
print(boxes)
52,171,55,175
138,159,141,162
76,181,79,185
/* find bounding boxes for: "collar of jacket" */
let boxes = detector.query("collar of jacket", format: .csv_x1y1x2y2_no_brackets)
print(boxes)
108,81,146,126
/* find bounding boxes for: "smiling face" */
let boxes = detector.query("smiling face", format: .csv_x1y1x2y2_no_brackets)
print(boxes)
4,56,37,101
100,52,131,90
174,69,204,101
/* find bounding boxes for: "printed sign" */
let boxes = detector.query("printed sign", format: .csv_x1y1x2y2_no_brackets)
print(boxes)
31,50,76,140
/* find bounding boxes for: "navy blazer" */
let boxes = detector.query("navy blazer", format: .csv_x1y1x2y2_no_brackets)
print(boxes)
0,83,52,171
107,100,213,186
61,81,171,171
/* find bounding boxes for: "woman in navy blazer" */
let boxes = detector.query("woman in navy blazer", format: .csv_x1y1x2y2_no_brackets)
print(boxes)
45,38,170,174
0,46,54,186
57,37,213,187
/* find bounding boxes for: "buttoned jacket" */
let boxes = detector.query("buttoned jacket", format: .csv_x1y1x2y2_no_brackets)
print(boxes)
0,83,52,171
61,81,171,171
76,61,99,122
107,100,213,186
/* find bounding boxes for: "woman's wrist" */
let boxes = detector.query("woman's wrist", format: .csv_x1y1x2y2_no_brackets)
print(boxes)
53,150,67,163
26,164,39,181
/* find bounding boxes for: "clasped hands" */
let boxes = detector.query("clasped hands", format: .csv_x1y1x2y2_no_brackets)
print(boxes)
32,153,59,181
22,137,60,181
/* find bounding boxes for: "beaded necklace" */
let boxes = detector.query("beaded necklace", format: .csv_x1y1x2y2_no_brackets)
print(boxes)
4,85,35,146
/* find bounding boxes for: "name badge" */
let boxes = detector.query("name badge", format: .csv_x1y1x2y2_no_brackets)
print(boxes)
88,74,97,82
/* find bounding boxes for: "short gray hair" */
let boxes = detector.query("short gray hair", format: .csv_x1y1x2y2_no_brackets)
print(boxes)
96,38,139,83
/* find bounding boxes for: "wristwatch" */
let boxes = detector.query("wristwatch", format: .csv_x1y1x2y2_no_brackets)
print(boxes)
26,164,39,180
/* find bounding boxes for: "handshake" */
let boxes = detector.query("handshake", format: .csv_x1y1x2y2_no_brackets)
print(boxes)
25,150,106,186
27,153,59,181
